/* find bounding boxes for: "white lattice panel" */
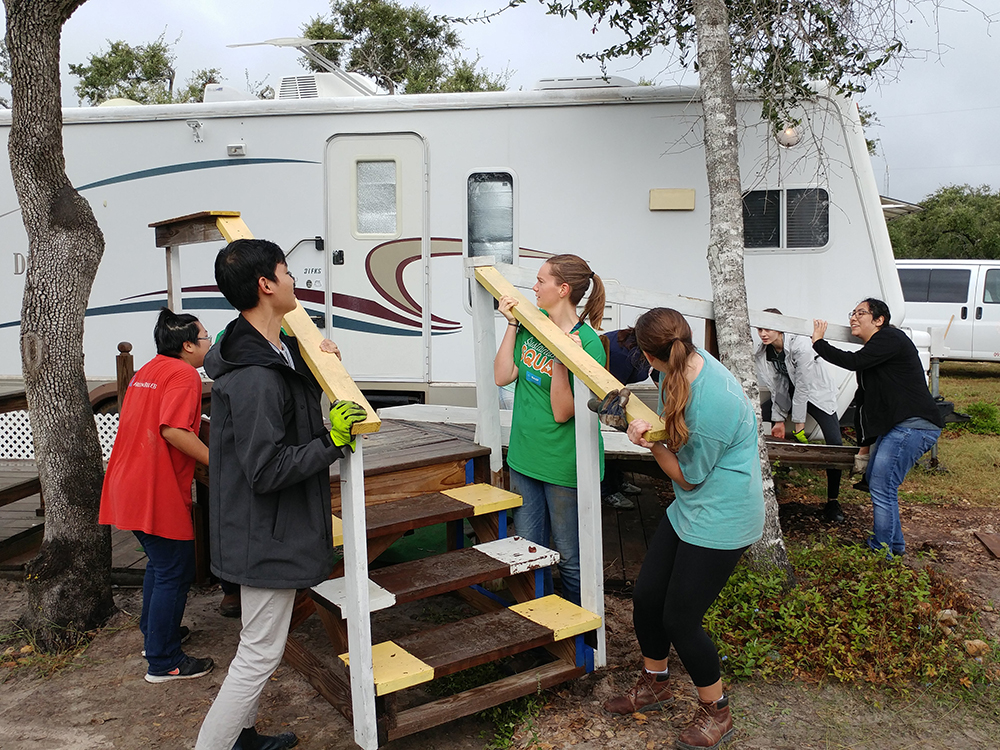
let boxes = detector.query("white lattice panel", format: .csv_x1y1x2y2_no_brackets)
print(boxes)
0,411,119,460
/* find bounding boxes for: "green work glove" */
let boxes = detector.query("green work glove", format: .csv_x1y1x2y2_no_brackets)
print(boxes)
329,400,367,452
792,428,809,444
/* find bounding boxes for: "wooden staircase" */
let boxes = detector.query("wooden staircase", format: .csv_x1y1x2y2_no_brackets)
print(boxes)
291,481,602,745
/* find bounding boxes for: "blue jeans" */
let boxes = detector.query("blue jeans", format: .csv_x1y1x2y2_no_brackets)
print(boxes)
135,531,195,674
509,469,581,606
866,425,940,556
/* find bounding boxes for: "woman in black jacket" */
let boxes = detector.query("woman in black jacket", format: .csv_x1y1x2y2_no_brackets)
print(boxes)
811,298,943,556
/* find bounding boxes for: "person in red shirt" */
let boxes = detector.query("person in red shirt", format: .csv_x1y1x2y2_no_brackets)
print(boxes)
100,307,214,683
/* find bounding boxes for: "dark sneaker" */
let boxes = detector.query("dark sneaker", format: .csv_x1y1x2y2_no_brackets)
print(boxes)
220,592,242,618
603,492,635,510
676,696,734,749
620,481,642,496
823,500,845,523
145,654,214,684
603,669,674,714
141,625,191,657
233,727,299,750
853,478,870,493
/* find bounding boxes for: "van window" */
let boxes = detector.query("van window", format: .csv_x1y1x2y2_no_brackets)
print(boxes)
743,188,829,250
356,160,397,235
984,269,1000,304
897,268,971,303
468,172,514,264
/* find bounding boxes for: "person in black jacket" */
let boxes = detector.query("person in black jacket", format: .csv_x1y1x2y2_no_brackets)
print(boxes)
811,298,942,557
195,239,366,750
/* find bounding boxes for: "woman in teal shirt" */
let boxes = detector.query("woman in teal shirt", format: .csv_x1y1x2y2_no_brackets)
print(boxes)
493,254,606,606
603,308,764,750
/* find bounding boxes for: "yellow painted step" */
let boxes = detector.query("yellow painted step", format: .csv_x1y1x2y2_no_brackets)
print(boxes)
442,484,522,515
510,595,602,641
340,641,434,696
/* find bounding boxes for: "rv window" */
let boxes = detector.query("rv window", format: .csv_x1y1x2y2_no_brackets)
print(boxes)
356,160,397,235
983,269,1000,304
786,188,830,247
898,268,931,302
742,190,780,248
468,173,514,265
928,269,971,303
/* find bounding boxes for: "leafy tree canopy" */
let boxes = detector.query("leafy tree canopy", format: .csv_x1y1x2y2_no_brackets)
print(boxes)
890,185,1000,260
68,34,222,105
302,0,508,94
500,0,903,129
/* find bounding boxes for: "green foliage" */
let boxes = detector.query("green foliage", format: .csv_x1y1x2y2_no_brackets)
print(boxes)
531,0,903,131
69,36,178,105
174,68,224,104
704,539,999,688
889,185,1000,260
302,0,508,94
67,34,225,106
944,400,1000,436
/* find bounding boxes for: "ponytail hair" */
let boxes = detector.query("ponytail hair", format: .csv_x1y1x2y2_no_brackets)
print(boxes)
634,308,697,451
154,307,201,357
545,254,606,330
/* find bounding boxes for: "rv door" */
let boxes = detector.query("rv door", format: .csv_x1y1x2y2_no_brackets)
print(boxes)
972,265,1000,360
325,133,429,383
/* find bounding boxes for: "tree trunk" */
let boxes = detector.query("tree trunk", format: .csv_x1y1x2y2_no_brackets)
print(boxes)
692,0,792,579
5,0,116,648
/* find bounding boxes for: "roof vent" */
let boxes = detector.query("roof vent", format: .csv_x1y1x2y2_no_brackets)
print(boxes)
533,76,638,90
277,72,377,100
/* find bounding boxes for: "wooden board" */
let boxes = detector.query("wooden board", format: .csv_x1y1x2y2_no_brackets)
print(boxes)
975,531,1000,559
340,640,434,696
148,210,242,247
509,596,602,641
282,303,380,434
474,265,667,443
392,607,553,678
442,484,522,515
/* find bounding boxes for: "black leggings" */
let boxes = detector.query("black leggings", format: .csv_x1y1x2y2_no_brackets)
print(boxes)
632,516,746,687
762,399,843,499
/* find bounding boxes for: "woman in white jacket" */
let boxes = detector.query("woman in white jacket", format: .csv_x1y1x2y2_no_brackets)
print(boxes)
755,308,845,522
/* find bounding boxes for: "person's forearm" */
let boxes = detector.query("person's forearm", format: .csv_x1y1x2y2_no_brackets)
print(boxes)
161,426,209,465
550,362,574,422
494,324,519,386
650,442,694,491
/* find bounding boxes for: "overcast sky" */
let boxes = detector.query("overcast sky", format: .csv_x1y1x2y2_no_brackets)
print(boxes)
55,0,1000,204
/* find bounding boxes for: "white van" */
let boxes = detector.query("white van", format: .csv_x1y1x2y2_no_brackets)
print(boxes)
896,259,1000,361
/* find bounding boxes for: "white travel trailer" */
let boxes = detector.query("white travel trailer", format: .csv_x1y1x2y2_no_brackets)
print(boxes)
0,68,900,408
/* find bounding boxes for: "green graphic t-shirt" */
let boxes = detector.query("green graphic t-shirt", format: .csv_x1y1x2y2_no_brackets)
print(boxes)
506,320,606,488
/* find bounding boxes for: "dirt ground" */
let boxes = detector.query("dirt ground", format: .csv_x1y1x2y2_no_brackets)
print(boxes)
2,491,999,750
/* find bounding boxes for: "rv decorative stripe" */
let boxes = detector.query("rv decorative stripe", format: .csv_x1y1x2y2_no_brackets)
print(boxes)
76,158,319,192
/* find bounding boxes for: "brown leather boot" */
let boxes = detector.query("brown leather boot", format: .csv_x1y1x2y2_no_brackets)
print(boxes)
676,696,734,749
603,669,675,714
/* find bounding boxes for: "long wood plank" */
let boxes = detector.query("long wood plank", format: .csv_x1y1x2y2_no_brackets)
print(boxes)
388,660,585,741
474,264,667,442
0,477,40,509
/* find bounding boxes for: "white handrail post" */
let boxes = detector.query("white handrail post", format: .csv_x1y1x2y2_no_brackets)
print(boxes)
467,257,504,480
341,440,377,750
574,378,606,667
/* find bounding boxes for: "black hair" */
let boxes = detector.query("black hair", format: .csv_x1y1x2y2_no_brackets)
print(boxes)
154,307,201,357
215,238,286,311
860,297,891,328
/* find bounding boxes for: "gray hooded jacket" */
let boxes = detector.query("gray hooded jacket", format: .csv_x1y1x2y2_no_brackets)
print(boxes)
754,331,838,424
204,314,344,589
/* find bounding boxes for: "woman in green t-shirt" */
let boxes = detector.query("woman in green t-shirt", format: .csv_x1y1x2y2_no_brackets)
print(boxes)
493,254,607,606
603,307,764,750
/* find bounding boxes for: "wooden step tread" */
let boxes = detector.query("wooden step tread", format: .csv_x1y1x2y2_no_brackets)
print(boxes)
311,536,560,614
339,595,600,696
331,483,520,546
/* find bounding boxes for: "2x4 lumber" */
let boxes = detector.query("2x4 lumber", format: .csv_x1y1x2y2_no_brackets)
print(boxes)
215,214,254,243
474,265,667,443
387,660,585,741
281,303,380,435
0,477,41,509
765,440,857,470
